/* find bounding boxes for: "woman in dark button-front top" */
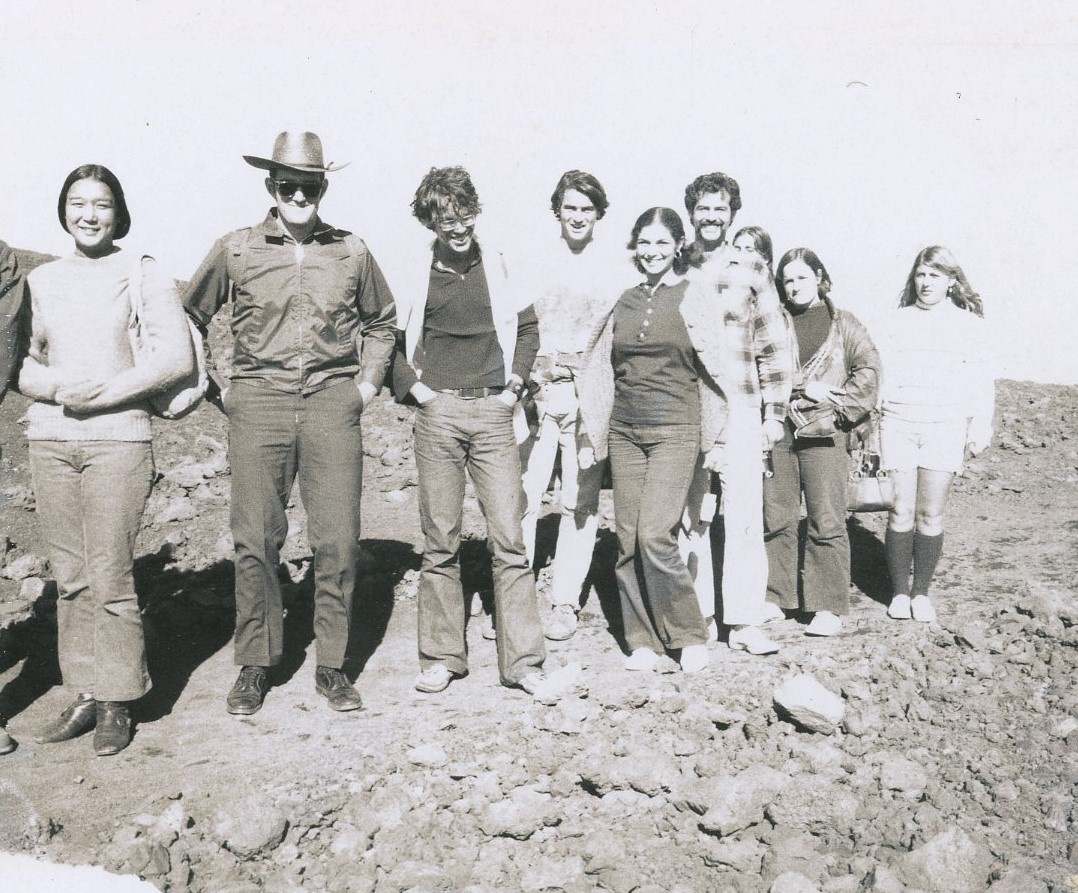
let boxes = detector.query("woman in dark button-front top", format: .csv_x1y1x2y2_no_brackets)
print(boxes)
577,207,712,674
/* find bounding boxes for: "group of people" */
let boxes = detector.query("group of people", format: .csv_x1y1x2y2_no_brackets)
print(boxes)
0,131,994,758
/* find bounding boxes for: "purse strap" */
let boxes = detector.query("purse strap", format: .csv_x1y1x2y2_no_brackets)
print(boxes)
128,253,147,329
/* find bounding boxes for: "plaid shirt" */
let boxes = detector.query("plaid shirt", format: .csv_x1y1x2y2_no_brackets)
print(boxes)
682,243,792,423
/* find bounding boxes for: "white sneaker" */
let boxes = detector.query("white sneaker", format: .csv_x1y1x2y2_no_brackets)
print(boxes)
624,648,660,671
760,601,786,623
545,605,578,642
910,595,936,623
727,625,780,655
887,594,912,620
415,664,453,693
481,614,497,640
805,611,843,637
680,644,710,674
516,671,546,694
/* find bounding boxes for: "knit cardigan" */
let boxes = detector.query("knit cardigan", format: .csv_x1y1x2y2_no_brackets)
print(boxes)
576,262,777,461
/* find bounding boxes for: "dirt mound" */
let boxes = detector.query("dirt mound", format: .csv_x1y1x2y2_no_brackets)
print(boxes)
1,378,1076,892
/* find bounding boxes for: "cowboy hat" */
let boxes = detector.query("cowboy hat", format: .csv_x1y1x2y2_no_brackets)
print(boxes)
243,131,349,174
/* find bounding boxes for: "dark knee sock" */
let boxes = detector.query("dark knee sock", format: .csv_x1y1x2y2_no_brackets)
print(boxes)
885,528,915,595
911,532,944,596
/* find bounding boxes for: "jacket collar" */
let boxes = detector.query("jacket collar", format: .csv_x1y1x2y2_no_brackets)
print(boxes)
255,208,342,246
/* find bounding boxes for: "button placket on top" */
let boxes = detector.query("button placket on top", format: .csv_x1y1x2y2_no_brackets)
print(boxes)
293,241,308,388
638,288,654,340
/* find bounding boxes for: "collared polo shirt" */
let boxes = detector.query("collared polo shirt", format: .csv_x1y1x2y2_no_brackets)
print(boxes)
611,277,701,428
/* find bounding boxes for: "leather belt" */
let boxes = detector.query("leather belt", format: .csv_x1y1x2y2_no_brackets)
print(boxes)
438,386,505,399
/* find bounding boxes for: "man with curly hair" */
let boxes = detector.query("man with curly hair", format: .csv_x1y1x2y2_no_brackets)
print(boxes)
391,166,546,695
680,172,793,656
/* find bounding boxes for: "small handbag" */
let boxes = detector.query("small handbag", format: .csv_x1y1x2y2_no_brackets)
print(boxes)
847,448,895,512
128,255,208,420
788,396,838,439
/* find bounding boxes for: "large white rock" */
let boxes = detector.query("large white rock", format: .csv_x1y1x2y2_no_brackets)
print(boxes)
698,764,789,837
879,753,929,796
897,828,995,893
774,674,845,734
210,794,288,859
407,743,448,768
770,872,822,893
0,854,159,892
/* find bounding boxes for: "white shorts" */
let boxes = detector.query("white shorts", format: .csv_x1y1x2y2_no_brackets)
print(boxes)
880,415,967,474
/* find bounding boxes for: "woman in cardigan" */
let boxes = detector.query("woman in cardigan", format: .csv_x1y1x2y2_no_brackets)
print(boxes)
763,248,881,636
18,164,193,755
575,207,711,672
878,246,993,623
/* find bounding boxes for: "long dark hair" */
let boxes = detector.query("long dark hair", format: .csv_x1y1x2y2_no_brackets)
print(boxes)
57,164,132,240
899,246,983,316
626,207,691,276
775,247,832,304
732,225,774,270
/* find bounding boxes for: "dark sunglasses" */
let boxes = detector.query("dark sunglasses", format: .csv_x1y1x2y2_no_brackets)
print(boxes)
274,179,324,200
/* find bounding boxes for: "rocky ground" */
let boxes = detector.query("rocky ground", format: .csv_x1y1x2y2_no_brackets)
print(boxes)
0,254,1076,891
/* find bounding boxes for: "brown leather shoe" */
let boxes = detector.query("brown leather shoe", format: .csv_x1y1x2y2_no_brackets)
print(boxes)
37,695,96,744
93,702,132,756
315,666,363,712
227,666,268,715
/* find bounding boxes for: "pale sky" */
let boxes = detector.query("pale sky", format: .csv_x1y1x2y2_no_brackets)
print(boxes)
2,0,1076,382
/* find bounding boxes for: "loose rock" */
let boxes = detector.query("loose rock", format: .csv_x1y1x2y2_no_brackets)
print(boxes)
896,828,994,893
774,674,845,734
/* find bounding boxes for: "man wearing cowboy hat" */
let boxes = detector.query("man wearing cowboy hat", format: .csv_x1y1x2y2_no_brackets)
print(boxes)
184,131,397,715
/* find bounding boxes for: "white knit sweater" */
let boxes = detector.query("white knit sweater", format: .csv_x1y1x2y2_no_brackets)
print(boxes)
20,250,193,442
878,302,995,446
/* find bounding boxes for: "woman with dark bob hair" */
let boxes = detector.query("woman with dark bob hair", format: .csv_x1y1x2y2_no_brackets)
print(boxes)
878,246,993,623
521,170,617,641
17,164,194,755
577,207,776,673
763,248,881,636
